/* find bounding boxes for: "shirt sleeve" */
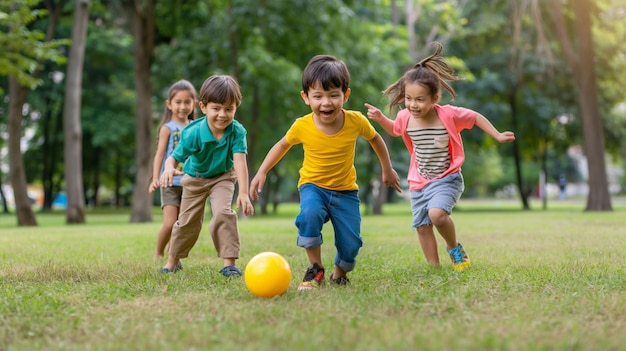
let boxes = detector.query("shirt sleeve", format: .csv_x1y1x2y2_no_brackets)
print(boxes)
284,119,302,146
450,106,477,131
356,111,377,140
392,109,410,136
231,123,248,154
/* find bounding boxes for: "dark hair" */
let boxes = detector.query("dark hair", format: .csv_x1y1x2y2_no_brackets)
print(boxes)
160,79,197,125
383,42,459,110
198,75,242,107
301,55,350,94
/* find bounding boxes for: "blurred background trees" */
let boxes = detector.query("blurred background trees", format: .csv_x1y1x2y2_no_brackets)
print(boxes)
1,0,625,226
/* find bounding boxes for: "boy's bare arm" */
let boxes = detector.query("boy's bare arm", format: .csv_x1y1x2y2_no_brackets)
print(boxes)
234,153,254,216
159,156,181,187
250,137,292,201
369,134,402,193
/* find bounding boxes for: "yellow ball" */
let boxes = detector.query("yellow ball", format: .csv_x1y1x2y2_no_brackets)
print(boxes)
244,252,292,298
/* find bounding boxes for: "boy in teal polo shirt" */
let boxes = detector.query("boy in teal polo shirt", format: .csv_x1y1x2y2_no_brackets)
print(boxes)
159,75,254,276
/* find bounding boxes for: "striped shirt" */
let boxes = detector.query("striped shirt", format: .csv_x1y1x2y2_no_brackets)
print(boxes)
407,127,450,179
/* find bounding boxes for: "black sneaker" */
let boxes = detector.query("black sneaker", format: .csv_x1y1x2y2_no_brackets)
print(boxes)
329,273,350,286
297,263,325,290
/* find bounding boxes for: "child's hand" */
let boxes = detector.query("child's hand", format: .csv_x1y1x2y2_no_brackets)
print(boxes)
159,168,184,187
497,131,516,143
383,168,402,193
148,179,160,193
237,195,254,216
249,173,266,201
365,103,384,122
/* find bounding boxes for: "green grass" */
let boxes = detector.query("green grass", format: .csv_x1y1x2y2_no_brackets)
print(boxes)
1,198,625,351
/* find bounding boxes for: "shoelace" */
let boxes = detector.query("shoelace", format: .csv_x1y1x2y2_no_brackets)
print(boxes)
303,266,318,281
449,247,464,263
331,275,349,285
304,264,326,281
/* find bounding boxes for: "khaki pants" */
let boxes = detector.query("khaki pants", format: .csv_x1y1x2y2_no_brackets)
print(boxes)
168,168,240,259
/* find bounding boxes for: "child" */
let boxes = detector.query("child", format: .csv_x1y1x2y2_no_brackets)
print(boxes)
250,55,401,289
149,80,197,260
159,75,254,276
365,42,515,271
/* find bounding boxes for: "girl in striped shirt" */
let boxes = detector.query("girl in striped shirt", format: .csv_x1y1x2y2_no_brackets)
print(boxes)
366,42,515,271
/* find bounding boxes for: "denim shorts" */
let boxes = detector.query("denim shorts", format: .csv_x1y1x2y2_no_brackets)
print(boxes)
410,172,464,228
295,183,362,272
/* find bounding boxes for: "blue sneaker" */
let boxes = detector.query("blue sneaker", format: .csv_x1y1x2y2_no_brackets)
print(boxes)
448,243,470,271
160,261,183,273
219,266,242,277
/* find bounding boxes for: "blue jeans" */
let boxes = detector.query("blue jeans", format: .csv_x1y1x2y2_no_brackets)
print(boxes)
295,183,362,272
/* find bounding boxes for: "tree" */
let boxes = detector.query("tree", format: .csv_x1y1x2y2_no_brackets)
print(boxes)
549,0,612,211
63,0,89,223
126,0,155,223
2,0,67,225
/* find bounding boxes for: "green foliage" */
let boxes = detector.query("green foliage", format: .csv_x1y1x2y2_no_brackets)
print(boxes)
461,143,506,197
151,1,414,202
0,0,69,91
6,0,626,211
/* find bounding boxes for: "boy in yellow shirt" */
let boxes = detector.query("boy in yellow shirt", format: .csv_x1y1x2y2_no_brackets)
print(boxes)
250,55,401,289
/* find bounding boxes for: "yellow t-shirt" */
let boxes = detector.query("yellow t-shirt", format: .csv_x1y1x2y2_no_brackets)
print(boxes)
285,110,377,191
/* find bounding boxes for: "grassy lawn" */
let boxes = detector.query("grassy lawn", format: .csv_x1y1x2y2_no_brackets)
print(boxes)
1,198,625,351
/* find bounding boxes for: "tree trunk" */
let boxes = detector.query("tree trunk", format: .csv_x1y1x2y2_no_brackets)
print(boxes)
572,0,611,211
115,150,123,207
129,0,155,222
41,92,62,211
92,146,101,207
0,176,9,213
508,88,530,210
8,77,38,226
550,0,612,211
63,0,90,223
5,1,62,225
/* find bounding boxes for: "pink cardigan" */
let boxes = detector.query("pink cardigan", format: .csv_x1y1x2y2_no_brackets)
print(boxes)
392,104,477,191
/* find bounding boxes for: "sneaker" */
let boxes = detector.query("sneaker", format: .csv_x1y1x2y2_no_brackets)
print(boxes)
329,273,350,286
219,265,242,277
160,261,183,274
448,243,470,271
297,263,325,290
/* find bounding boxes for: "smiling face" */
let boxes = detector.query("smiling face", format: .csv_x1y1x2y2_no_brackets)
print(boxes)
199,101,237,136
166,89,196,122
404,82,439,120
301,81,351,126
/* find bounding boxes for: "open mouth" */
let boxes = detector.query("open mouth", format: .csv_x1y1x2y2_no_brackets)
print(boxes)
320,110,334,118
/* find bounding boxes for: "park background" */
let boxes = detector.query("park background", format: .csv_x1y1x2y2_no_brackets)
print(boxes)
1,0,625,226
1,1,626,350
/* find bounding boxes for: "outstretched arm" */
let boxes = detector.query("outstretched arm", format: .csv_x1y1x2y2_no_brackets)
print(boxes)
365,103,396,136
250,137,292,201
149,126,171,193
233,152,254,216
159,156,183,188
369,134,402,193
475,113,516,143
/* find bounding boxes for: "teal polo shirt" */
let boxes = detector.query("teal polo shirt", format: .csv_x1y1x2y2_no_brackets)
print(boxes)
172,117,247,178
